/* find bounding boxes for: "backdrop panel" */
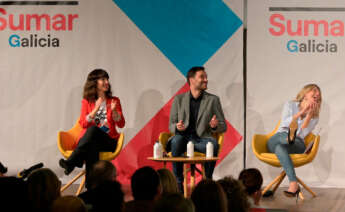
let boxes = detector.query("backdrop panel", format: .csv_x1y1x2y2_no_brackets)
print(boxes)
247,0,345,187
0,0,243,184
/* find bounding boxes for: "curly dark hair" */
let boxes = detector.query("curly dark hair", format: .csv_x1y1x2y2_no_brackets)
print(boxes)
217,176,250,212
83,69,112,101
238,168,263,195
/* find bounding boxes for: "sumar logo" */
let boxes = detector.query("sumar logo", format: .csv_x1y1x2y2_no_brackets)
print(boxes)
0,1,79,48
268,7,344,53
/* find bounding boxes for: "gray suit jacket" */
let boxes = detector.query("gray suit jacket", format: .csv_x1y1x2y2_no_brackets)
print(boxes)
169,91,227,138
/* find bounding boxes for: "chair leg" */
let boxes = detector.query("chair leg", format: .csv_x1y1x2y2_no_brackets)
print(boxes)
60,170,86,192
183,163,206,198
262,171,286,195
76,176,86,195
183,163,188,198
299,191,305,200
190,164,195,192
195,166,202,175
297,176,317,197
272,172,286,194
201,164,206,179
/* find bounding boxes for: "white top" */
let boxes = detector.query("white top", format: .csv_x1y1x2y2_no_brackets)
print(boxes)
86,101,108,126
277,101,319,139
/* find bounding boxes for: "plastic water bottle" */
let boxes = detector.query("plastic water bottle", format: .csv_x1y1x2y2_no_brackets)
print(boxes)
206,142,214,158
154,142,163,158
187,141,194,158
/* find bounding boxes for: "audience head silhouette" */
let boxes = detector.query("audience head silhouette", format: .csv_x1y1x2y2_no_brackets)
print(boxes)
79,180,124,212
131,166,161,201
0,176,28,210
51,195,87,212
217,176,250,212
191,179,227,212
27,168,61,212
154,193,195,212
239,168,263,206
157,168,179,194
88,160,117,189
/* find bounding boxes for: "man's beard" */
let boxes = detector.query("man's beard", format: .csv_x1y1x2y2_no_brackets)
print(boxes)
197,83,207,91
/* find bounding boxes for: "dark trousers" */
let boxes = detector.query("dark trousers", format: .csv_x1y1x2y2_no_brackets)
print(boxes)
168,134,219,184
67,126,117,188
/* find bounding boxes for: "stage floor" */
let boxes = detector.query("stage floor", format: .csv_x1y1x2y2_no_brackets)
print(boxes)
62,185,345,212
260,187,345,212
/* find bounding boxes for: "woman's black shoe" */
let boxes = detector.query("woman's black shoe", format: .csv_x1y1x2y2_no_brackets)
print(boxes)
0,162,7,174
284,187,301,203
59,159,74,175
287,119,298,144
287,128,297,144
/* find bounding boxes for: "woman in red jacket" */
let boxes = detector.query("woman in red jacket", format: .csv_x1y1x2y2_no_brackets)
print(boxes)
59,69,125,186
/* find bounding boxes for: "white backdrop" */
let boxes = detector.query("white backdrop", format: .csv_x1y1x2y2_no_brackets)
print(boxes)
0,0,244,184
247,0,345,187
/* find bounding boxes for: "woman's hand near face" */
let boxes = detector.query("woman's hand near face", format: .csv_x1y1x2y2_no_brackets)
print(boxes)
110,99,117,111
89,97,104,119
296,98,315,120
300,100,312,116
95,97,104,109
301,100,318,129
307,100,319,117
111,99,121,122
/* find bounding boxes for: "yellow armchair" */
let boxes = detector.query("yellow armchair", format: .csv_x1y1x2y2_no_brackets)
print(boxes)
58,119,124,195
252,121,320,198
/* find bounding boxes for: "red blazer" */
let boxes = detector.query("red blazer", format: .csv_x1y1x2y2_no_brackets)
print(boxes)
77,96,125,144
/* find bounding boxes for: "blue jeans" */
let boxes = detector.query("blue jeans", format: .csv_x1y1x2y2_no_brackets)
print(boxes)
168,134,219,184
267,132,306,182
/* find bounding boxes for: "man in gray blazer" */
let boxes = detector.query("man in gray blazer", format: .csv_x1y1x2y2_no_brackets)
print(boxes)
168,66,227,191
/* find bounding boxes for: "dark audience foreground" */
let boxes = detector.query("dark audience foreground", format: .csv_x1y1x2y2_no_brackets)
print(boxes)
191,179,227,212
218,176,250,212
27,168,61,212
154,192,195,212
239,168,263,208
79,180,124,212
125,166,162,212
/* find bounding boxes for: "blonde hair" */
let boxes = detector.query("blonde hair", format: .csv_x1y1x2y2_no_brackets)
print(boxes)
157,168,179,194
295,84,322,118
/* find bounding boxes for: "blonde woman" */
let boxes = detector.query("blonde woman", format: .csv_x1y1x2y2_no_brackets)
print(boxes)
267,84,321,199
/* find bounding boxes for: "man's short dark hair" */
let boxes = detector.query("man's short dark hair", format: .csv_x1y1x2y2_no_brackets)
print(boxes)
238,168,263,195
131,166,160,201
88,160,117,189
187,66,205,85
